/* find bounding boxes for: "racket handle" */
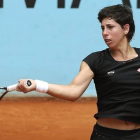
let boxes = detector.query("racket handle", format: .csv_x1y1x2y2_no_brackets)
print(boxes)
7,84,17,92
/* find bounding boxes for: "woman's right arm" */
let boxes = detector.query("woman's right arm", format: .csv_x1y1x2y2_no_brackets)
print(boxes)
17,61,94,102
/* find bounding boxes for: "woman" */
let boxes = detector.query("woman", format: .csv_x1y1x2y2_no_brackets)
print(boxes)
17,4,140,140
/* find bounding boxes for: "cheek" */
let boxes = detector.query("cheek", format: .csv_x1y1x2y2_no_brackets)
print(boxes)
111,30,125,40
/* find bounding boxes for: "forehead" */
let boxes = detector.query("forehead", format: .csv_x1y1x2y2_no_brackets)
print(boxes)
101,18,118,26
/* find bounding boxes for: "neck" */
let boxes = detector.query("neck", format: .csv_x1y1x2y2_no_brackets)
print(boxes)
109,43,137,61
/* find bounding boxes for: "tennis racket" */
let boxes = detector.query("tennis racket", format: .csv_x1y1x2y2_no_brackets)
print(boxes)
0,80,32,101
0,84,17,101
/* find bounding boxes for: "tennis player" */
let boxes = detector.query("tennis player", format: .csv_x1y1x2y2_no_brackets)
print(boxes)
17,4,140,140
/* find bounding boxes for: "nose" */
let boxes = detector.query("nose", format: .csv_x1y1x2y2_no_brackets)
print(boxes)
102,28,109,37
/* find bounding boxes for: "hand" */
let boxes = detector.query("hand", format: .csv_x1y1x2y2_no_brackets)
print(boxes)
17,79,36,93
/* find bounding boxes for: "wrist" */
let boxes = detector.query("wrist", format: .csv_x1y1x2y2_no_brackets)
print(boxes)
35,80,49,93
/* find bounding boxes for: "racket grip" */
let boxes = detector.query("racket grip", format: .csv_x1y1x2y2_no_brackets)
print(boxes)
7,84,17,92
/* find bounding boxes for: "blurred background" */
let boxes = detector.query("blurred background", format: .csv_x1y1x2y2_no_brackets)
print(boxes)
0,0,140,97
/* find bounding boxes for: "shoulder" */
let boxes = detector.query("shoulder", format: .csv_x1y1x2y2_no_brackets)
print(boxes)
134,47,140,52
83,49,107,62
82,49,108,73
133,47,140,56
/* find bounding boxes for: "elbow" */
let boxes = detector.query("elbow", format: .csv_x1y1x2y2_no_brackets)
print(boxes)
68,94,81,102
69,98,78,102
68,84,83,102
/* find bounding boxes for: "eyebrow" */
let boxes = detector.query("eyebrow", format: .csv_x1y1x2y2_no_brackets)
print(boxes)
101,24,114,28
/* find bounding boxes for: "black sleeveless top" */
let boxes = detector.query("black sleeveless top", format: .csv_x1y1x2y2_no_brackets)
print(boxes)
83,48,140,124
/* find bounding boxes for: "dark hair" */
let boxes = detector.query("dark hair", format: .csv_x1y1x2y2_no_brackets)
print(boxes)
98,4,135,42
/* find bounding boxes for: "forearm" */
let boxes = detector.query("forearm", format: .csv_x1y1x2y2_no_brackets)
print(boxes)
17,79,83,101
17,62,94,101
46,61,93,101
47,83,82,102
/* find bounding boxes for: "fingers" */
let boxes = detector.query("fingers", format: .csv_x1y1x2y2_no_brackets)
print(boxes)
17,79,36,93
17,79,28,93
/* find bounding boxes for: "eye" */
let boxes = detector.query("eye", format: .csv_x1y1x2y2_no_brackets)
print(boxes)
101,27,104,31
108,26,114,29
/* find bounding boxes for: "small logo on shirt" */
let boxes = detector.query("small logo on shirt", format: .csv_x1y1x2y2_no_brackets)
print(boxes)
107,71,115,75
137,68,140,72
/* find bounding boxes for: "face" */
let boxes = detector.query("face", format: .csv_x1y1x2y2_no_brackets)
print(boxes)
101,18,128,49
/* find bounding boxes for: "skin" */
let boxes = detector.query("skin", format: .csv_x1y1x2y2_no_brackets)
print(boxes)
17,61,94,102
97,18,140,130
17,18,140,130
101,18,138,61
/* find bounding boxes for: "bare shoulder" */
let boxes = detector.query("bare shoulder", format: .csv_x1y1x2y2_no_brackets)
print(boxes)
80,61,94,78
80,61,93,71
80,61,89,69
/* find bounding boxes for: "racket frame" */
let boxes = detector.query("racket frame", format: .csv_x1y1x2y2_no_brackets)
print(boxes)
0,87,8,101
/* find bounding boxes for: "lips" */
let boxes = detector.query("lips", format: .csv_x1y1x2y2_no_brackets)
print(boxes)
105,39,112,44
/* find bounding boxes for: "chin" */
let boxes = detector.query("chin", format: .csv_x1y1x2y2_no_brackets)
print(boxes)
106,44,115,49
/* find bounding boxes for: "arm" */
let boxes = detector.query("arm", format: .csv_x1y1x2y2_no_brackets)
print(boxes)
17,61,94,102
48,61,94,101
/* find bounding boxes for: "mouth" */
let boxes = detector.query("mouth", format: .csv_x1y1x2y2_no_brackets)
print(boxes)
105,39,112,44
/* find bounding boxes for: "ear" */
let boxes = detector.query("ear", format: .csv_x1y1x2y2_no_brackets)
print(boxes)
123,24,130,35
